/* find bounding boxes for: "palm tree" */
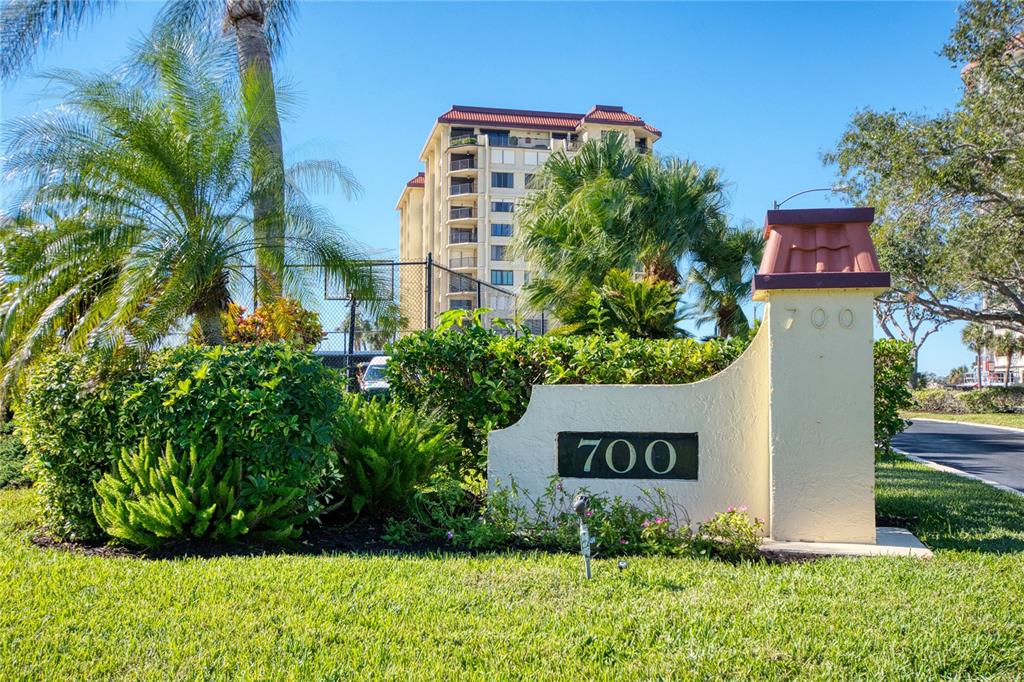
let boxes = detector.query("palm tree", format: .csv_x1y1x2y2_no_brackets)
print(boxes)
961,323,994,387
0,34,374,397
993,331,1023,387
686,221,764,338
514,132,726,314
1,0,296,298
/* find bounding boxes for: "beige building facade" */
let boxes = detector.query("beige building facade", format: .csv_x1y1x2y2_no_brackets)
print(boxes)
396,104,661,329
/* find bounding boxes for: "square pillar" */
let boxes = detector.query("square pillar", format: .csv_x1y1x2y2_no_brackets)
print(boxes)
754,208,890,543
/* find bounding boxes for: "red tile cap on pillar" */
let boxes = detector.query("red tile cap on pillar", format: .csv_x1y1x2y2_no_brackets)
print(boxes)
752,207,890,300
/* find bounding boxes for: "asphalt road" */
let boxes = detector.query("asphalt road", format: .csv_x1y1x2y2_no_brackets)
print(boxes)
893,419,1024,493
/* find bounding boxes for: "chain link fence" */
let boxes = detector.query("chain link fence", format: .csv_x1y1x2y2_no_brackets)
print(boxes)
179,258,551,377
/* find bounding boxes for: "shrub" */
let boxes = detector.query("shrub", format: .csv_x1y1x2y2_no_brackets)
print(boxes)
94,437,306,548
332,394,461,517
16,348,144,540
17,343,342,541
214,298,324,350
873,339,915,457
690,506,764,562
912,387,966,414
386,323,747,462
0,422,30,489
959,386,1024,413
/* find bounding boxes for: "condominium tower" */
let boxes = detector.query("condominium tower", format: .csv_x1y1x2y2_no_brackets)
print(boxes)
396,104,660,329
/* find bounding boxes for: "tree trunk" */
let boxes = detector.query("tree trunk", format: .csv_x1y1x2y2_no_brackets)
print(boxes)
198,308,225,346
977,348,983,387
1005,350,1013,387
226,0,285,304
910,346,920,388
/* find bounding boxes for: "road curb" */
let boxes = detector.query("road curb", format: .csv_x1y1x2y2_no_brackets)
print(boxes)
906,416,1024,435
893,448,1024,498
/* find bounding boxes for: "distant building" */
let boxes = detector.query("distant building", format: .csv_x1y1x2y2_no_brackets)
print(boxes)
396,104,661,329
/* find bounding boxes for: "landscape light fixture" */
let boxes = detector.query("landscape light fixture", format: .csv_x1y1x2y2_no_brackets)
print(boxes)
573,493,592,580
772,185,850,210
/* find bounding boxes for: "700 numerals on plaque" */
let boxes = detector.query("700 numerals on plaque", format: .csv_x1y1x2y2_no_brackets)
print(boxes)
556,432,698,480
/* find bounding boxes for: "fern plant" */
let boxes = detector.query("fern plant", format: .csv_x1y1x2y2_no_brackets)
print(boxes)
93,437,305,548
333,395,461,517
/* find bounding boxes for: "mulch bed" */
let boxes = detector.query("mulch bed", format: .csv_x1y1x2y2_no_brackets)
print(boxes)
29,515,915,562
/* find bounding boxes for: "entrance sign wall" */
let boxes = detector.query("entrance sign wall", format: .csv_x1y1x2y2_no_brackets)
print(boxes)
488,207,890,544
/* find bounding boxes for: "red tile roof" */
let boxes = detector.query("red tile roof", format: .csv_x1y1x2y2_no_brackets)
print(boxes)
753,208,890,296
437,104,661,137
406,172,424,188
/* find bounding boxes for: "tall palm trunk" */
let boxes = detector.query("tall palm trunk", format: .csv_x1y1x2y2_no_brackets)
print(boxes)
976,347,983,387
1005,349,1014,387
225,0,285,303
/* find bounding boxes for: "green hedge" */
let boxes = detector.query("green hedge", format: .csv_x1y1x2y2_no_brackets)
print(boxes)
0,422,30,490
388,326,915,465
873,339,915,456
16,344,343,541
912,386,1024,414
387,325,745,463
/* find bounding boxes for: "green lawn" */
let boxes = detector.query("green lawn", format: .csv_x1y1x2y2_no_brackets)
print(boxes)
2,460,1023,680
904,411,1024,430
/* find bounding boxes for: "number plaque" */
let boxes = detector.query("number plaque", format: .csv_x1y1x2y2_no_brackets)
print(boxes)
556,432,698,480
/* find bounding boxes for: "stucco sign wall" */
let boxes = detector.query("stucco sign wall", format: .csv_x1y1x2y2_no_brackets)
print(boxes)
488,207,891,545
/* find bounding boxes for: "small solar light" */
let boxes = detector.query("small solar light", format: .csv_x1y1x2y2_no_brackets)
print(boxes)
573,493,592,580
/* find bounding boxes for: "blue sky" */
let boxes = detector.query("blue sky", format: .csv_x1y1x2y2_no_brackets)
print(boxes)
0,1,973,373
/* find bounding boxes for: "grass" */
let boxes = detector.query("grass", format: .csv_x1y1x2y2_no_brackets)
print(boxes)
903,411,1024,430
1,460,1023,680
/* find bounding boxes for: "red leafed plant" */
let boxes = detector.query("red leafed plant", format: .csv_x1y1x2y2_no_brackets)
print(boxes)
219,298,325,350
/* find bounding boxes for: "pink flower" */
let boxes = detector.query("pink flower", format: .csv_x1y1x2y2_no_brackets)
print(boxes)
726,506,734,513
739,505,748,513
585,510,593,518
619,539,628,545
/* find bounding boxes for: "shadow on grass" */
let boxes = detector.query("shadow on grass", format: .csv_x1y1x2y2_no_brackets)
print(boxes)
876,459,1024,553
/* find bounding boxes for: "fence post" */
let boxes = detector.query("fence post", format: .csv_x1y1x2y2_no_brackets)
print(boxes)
425,252,433,329
477,281,482,311
347,295,357,391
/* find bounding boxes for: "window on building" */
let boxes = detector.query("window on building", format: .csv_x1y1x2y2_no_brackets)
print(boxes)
491,172,513,189
491,201,514,212
491,245,507,261
491,270,513,286
524,151,538,166
490,149,515,164
482,128,510,147
524,173,535,188
491,223,513,237
450,299,472,311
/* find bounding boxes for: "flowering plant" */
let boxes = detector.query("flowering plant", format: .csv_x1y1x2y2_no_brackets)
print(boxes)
690,505,764,562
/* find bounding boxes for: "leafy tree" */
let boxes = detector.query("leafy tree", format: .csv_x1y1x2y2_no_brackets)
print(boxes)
875,293,950,387
686,222,763,338
514,132,727,314
826,0,1024,334
1,0,307,297
961,323,995,386
0,35,374,398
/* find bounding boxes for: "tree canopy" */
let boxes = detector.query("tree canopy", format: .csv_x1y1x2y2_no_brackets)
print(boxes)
827,0,1024,334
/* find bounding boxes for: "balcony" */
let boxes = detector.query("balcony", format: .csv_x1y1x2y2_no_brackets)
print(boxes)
448,134,479,150
449,182,477,197
449,206,474,219
449,158,477,171
449,255,478,269
449,229,477,244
